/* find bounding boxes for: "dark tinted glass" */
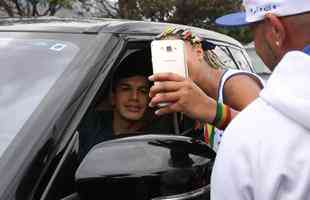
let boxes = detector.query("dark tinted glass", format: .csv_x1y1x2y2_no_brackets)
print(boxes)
0,38,79,157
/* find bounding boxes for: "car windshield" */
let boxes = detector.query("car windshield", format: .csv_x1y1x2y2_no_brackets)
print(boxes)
0,37,79,157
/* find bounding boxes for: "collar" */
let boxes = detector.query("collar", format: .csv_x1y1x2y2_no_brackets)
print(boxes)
303,45,310,55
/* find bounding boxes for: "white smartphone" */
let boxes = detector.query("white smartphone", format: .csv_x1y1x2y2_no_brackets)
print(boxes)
151,39,188,78
151,40,188,107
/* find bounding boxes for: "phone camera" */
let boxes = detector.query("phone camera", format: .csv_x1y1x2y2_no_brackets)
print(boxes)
166,46,172,52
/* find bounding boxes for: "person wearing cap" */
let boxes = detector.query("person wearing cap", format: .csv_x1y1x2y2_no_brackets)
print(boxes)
149,27,264,151
78,50,152,160
211,0,310,199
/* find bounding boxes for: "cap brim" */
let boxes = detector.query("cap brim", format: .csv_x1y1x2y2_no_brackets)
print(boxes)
215,12,250,27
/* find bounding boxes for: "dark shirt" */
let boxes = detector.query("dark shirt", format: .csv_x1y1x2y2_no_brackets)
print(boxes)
77,107,174,161
78,109,115,161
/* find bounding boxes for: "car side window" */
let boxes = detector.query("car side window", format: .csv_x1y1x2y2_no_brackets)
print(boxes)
76,48,175,162
211,46,238,70
228,47,254,71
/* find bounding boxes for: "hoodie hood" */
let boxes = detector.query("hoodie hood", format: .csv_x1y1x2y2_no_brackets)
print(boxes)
260,51,310,130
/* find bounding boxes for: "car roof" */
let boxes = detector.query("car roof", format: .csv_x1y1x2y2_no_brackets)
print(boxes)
0,17,243,48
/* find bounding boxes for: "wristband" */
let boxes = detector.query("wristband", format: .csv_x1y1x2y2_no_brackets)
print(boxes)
204,123,215,146
213,102,232,130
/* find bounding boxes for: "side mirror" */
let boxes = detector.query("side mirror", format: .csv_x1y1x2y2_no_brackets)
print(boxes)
60,193,80,200
75,134,215,200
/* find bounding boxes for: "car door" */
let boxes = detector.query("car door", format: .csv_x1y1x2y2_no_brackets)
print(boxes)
45,33,155,200
34,33,126,200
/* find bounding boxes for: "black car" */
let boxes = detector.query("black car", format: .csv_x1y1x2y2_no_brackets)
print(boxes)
0,17,256,200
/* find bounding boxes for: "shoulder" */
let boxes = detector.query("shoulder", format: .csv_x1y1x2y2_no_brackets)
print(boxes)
225,97,286,137
224,69,265,90
221,95,308,158
220,98,269,149
213,96,310,199
221,70,263,110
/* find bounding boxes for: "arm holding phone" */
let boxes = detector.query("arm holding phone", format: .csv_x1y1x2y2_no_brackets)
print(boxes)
151,28,263,110
149,28,263,149
148,73,238,128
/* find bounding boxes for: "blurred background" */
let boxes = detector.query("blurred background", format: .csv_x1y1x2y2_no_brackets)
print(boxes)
0,0,251,42
0,0,271,78
245,42,271,81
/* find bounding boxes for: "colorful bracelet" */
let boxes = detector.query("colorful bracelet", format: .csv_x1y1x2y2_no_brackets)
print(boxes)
213,102,232,130
204,123,215,146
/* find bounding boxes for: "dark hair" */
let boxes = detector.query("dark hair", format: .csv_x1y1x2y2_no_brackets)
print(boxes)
112,50,153,90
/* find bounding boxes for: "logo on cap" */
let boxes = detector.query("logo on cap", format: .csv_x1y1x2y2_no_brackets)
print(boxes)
249,4,278,15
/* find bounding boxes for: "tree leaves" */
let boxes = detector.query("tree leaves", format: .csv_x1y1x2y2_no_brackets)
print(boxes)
0,0,251,43
0,0,73,17
103,0,250,43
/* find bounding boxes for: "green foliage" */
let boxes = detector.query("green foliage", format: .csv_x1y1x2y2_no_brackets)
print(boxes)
109,0,251,43
48,0,73,9
215,27,253,44
136,0,176,21
0,0,73,17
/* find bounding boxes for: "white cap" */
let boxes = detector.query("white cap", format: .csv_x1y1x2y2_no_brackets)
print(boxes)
215,0,310,27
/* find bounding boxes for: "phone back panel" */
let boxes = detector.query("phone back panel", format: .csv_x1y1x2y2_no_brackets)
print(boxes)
151,40,188,78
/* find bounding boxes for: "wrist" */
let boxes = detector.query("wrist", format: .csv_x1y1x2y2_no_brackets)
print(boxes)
212,102,232,130
197,96,217,123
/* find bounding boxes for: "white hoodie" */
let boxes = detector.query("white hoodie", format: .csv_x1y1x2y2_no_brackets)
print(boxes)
211,51,310,200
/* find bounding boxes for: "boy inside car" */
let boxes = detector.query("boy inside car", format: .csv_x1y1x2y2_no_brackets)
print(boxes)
77,50,154,160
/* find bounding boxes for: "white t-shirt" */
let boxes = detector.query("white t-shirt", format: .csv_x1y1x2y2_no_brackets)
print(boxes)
211,51,310,200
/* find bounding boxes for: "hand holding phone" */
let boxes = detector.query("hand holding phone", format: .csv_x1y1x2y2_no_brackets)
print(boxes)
151,39,188,107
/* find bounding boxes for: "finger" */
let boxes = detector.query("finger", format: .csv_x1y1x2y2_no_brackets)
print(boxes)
149,81,183,98
154,106,175,116
149,91,180,107
149,72,185,82
155,101,186,115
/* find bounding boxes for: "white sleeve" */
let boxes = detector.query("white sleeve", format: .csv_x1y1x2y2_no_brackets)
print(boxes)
211,95,310,200
210,115,256,200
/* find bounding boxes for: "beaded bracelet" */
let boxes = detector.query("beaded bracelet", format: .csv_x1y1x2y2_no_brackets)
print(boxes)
213,102,232,130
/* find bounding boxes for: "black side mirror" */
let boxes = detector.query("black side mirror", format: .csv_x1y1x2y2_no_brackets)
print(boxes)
75,134,215,200
60,193,80,200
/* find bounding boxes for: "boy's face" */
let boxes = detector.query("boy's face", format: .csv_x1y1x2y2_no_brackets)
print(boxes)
112,75,150,122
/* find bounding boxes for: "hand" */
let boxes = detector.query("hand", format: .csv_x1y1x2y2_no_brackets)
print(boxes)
148,73,217,123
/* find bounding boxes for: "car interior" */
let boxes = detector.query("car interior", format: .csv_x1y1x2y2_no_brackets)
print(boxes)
60,40,206,200
78,41,199,148
82,48,175,134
